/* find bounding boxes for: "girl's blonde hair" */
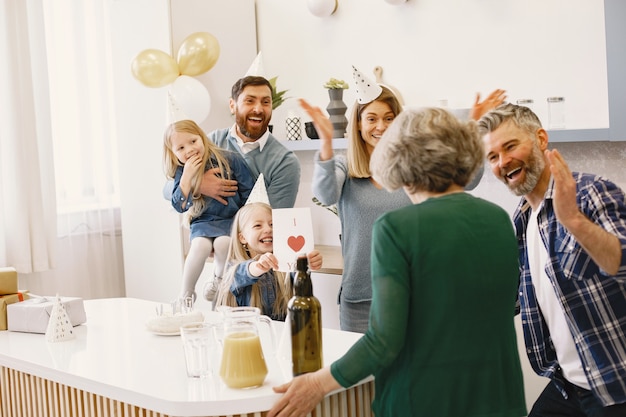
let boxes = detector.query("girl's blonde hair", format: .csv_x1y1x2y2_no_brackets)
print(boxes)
215,202,292,318
346,86,403,178
163,119,232,220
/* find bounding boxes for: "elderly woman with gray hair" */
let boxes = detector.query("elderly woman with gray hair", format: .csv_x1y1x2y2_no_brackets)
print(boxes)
268,107,526,417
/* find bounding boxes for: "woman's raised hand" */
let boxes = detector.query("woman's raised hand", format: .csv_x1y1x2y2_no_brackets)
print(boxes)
299,98,335,161
299,98,334,141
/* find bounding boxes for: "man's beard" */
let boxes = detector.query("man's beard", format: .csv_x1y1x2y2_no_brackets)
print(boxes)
236,112,268,140
505,144,545,197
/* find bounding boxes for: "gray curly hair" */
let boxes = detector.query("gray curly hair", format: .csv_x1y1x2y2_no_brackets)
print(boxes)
370,107,484,194
477,103,543,137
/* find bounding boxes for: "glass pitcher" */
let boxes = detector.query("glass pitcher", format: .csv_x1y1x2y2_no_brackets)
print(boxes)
219,306,275,389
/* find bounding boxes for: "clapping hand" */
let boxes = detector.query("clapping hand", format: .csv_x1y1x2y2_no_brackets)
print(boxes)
545,149,579,227
299,98,334,141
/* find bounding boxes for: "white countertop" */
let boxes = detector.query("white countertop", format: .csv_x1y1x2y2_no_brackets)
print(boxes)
0,297,365,416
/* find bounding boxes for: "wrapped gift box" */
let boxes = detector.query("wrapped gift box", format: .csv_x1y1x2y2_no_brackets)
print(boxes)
0,267,18,295
0,291,29,331
7,296,86,334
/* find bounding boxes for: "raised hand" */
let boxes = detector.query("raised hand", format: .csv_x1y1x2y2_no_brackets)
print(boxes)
470,89,507,120
545,149,579,227
299,98,333,141
299,98,335,161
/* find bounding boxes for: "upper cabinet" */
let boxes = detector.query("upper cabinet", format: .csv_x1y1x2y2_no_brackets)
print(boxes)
256,0,624,143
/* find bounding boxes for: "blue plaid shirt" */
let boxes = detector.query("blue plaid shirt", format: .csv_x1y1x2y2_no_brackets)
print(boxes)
514,172,626,407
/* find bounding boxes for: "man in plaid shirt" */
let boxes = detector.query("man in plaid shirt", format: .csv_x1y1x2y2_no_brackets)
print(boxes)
479,103,626,417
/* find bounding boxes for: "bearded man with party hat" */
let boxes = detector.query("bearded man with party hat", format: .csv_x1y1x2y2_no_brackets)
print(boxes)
164,53,301,303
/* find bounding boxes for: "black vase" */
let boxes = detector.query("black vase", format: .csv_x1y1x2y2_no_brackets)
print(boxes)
326,89,348,139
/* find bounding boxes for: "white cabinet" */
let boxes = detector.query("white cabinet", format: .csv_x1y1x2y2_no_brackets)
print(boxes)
311,272,341,331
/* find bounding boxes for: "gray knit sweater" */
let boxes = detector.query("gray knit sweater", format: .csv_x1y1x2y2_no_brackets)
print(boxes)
312,153,411,302
210,127,301,209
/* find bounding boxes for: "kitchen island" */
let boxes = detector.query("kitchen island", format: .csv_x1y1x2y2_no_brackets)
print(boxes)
0,298,372,417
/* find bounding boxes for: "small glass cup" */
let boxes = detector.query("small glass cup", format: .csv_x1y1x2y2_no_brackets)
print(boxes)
180,322,218,378
516,99,535,113
547,97,566,129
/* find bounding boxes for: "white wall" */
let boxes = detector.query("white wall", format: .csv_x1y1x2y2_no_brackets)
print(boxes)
111,0,257,303
110,0,183,302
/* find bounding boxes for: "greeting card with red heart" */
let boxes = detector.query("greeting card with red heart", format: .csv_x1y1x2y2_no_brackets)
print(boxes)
272,208,314,272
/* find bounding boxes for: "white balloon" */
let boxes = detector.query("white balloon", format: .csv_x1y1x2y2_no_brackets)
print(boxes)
385,0,407,4
306,0,337,17
169,75,211,123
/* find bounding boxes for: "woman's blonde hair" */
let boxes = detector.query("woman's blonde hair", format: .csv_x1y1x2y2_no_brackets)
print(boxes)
215,202,292,318
163,120,232,220
346,86,403,178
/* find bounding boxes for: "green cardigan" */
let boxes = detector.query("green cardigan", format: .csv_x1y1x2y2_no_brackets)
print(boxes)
331,193,527,417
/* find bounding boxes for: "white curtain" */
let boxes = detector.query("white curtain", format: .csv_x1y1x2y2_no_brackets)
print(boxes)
0,0,57,273
0,0,125,299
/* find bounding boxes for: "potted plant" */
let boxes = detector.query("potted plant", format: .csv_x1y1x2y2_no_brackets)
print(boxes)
269,76,290,110
323,78,349,90
323,77,349,138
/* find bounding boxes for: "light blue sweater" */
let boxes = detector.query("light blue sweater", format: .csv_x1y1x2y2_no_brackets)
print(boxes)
209,128,300,209
312,153,411,302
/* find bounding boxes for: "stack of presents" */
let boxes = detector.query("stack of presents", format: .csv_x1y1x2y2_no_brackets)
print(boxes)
0,267,86,335
0,267,28,331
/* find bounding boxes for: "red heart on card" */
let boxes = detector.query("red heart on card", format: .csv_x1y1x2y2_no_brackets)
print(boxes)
287,235,305,252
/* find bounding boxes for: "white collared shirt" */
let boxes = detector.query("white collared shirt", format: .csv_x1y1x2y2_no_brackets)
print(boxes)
230,125,269,154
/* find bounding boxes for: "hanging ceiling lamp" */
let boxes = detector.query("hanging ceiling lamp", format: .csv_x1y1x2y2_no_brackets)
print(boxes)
307,0,338,17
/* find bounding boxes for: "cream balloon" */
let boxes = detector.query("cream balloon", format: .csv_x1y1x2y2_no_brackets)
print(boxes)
306,0,338,17
177,32,220,77
131,49,179,88
384,0,408,4
169,76,211,124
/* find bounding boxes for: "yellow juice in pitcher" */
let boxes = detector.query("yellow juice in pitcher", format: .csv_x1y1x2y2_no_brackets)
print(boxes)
219,331,268,388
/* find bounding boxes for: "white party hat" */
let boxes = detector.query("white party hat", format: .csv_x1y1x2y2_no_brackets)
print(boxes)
166,91,189,125
245,173,270,205
45,295,76,343
352,65,383,104
245,51,266,77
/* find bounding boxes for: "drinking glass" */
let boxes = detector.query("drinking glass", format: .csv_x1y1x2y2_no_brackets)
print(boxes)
180,322,218,378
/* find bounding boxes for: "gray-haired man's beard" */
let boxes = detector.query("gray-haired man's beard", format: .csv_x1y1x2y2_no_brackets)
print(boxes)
505,145,545,197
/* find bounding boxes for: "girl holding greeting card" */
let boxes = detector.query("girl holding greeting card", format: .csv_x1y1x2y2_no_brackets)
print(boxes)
302,66,505,332
215,202,322,321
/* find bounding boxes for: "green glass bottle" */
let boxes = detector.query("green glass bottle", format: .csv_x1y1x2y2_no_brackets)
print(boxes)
288,255,323,376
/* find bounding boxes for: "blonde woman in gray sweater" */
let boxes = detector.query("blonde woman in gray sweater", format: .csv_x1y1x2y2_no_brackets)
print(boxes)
302,67,505,332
